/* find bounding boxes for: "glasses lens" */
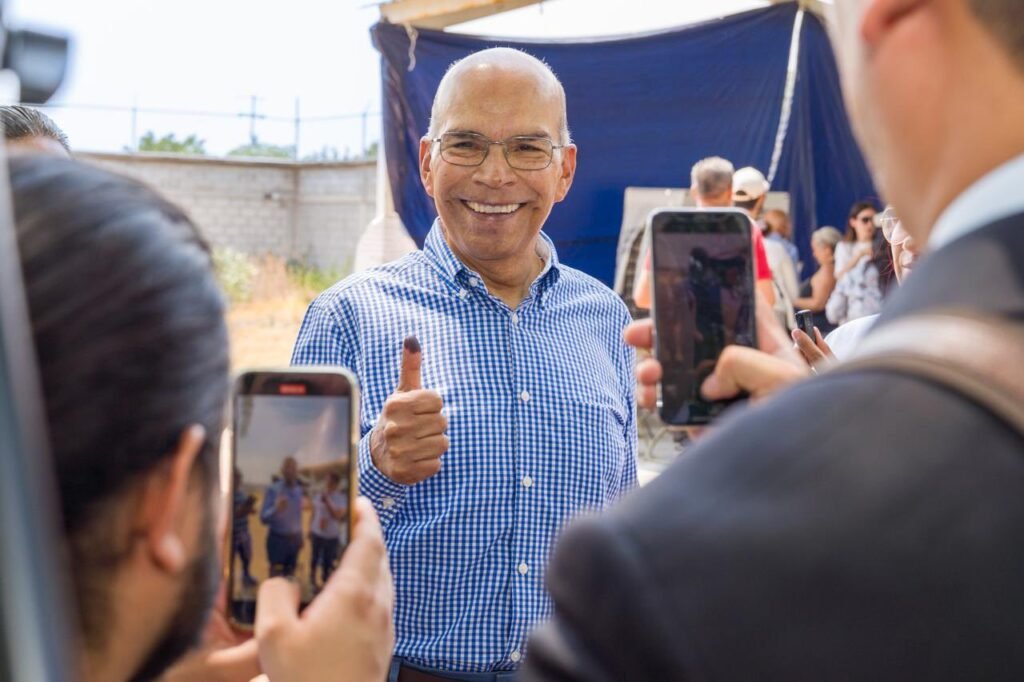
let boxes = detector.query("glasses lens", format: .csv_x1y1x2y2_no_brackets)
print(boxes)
440,133,489,166
876,208,902,242
506,137,554,170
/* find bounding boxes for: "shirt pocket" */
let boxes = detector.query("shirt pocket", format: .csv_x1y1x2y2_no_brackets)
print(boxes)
551,399,627,511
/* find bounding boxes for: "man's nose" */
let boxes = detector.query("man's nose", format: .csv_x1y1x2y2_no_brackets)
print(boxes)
474,143,516,187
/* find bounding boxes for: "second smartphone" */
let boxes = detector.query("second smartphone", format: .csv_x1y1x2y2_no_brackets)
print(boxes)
226,368,359,630
648,208,758,426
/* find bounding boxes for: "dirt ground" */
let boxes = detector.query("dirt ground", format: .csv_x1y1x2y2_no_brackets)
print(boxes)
224,256,329,371
227,295,310,371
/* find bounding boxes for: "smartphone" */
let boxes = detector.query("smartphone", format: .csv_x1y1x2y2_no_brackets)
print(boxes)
795,309,816,340
648,208,757,426
226,368,359,630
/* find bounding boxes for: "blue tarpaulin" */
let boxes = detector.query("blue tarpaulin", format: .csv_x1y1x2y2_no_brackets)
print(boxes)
371,3,877,285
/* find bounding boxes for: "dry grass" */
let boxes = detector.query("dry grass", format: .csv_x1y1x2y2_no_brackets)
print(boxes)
219,253,342,372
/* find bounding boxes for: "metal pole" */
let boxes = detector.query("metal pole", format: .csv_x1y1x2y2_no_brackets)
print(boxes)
293,97,300,160
249,95,258,145
361,108,368,159
130,98,138,151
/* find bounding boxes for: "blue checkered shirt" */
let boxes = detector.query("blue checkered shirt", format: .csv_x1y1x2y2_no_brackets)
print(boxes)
292,221,637,672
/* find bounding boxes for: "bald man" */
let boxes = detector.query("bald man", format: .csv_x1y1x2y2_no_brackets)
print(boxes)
259,455,305,577
293,48,636,679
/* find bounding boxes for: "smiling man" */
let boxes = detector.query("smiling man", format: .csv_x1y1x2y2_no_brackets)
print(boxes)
292,48,637,680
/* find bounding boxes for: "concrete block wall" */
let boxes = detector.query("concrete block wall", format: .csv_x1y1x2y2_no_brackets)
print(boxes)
80,152,376,272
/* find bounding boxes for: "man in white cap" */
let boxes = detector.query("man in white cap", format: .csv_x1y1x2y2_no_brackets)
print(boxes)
733,166,798,329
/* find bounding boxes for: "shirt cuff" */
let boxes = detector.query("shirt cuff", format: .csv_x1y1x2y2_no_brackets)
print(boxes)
357,428,408,526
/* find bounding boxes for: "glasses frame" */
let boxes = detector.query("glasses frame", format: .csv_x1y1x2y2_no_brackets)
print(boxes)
431,131,566,171
874,207,910,244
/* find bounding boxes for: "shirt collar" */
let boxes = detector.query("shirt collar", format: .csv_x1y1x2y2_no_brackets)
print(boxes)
422,218,562,291
929,153,1024,251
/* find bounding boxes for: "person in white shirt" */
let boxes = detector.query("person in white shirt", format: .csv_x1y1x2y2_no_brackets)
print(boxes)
309,470,349,591
833,200,879,278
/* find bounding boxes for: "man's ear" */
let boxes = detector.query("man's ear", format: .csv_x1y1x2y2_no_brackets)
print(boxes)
419,137,435,199
861,0,927,47
134,424,206,575
554,144,578,203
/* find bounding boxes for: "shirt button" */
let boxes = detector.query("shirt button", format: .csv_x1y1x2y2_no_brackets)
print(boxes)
522,475,533,488
517,562,530,575
458,289,468,299
510,650,522,663
519,390,530,403
467,276,479,287
381,497,395,509
510,312,520,324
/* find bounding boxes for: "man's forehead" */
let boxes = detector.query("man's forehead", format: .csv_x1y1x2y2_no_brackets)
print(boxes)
439,77,561,135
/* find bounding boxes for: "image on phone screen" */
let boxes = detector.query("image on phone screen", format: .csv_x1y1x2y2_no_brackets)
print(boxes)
229,371,355,628
651,210,755,425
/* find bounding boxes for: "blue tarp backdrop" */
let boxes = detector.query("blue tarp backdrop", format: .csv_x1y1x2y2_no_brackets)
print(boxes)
371,3,877,285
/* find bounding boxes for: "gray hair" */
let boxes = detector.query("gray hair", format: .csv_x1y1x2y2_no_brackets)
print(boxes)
426,48,572,146
812,226,843,250
0,105,70,151
690,157,734,199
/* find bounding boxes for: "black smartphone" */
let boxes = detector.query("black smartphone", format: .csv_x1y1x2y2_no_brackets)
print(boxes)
649,208,757,426
227,368,359,630
795,309,816,340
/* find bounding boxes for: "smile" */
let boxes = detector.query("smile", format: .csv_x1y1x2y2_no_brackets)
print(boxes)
463,200,524,215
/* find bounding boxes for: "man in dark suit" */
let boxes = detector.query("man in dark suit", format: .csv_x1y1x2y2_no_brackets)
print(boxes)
522,1,1024,679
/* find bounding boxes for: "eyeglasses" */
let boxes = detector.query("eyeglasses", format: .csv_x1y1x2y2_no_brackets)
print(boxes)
873,206,910,244
432,131,565,171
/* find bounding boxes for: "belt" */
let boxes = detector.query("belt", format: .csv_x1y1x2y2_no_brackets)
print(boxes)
395,663,517,682
396,665,461,682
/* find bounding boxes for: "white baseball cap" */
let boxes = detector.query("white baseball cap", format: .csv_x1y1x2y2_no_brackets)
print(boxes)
733,166,770,201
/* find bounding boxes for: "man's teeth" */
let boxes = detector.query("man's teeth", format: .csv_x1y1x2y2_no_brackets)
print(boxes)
466,201,521,214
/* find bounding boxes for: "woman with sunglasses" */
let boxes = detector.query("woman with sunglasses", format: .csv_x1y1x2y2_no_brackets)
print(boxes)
834,200,880,281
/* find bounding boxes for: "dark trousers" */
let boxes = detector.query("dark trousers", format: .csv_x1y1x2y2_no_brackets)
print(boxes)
232,531,253,578
266,531,302,577
310,534,340,583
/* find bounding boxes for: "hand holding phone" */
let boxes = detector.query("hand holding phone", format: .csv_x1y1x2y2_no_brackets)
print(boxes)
648,209,758,425
369,337,449,485
227,368,359,630
795,309,816,340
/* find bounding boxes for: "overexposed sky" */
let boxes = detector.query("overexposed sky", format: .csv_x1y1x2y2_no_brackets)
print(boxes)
7,0,778,155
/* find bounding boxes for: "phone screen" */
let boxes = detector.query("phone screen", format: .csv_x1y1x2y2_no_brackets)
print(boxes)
651,209,756,425
229,370,356,629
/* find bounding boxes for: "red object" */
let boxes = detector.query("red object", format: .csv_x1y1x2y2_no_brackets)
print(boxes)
278,383,307,395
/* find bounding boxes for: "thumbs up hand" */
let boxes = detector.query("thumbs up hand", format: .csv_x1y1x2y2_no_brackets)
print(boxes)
369,337,449,485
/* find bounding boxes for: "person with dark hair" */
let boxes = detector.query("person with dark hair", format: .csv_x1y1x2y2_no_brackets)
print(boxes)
824,222,892,326
524,0,1024,679
1,104,70,155
13,155,393,682
833,199,878,279
309,470,348,590
232,467,258,587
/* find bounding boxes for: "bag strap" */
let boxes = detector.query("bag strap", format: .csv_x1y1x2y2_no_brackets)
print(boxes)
826,311,1024,438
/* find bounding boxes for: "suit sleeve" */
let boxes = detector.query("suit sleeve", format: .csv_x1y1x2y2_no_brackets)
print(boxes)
522,516,688,682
